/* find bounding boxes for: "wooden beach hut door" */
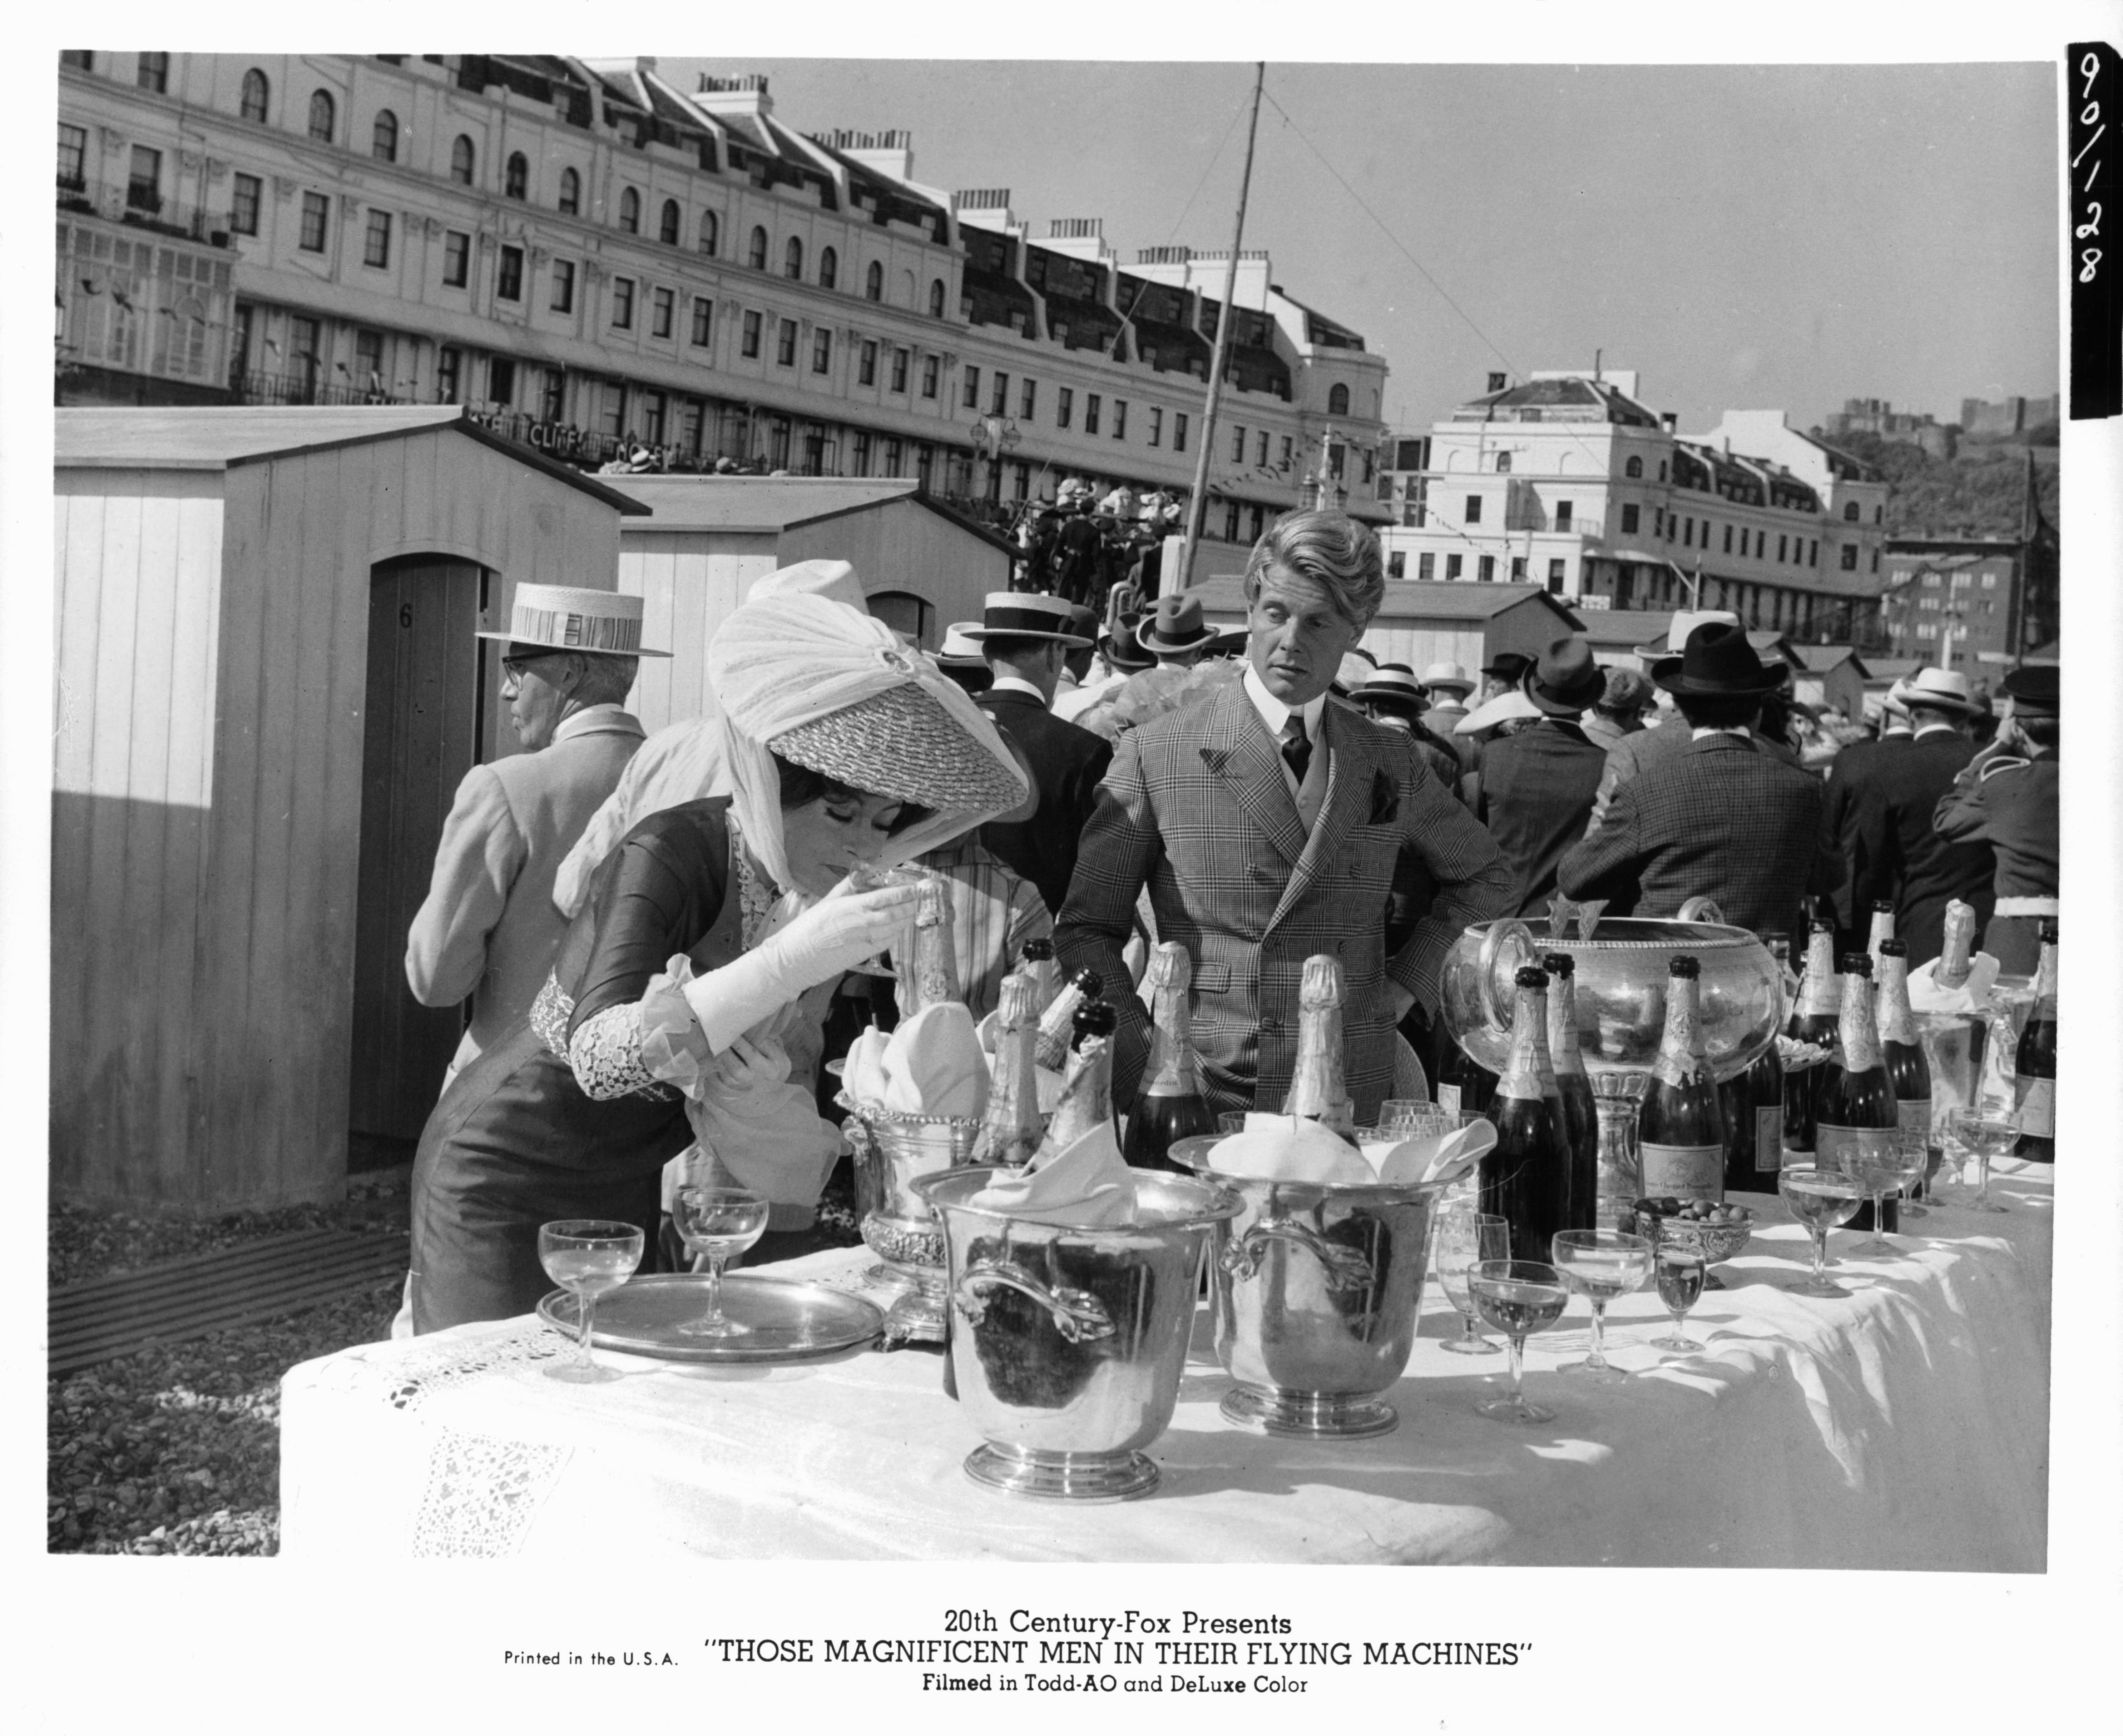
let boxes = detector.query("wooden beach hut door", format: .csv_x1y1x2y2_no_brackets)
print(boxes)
349,556,488,1146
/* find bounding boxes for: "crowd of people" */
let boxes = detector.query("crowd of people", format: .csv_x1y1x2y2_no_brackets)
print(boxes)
392,510,2059,1333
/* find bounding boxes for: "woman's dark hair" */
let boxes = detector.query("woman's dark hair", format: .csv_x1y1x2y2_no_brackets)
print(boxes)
771,751,930,835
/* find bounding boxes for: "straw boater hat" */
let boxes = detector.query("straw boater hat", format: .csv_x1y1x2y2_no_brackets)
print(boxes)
1650,622,1787,696
1351,663,1430,718
1887,666,1981,716
1420,660,1475,700
1999,665,2059,715
1521,635,1608,716
961,592,1094,646
476,583,670,656
1136,590,1220,656
1632,608,1739,661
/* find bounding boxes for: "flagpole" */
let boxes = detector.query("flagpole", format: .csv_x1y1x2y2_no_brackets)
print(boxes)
1176,61,1266,597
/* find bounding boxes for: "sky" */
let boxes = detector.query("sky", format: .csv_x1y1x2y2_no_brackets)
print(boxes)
668,58,2061,442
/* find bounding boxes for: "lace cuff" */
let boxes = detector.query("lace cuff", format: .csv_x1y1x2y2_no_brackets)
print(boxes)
568,1002,662,1100
638,954,717,1097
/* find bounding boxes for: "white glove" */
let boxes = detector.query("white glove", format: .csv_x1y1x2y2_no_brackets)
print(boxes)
682,879,922,1055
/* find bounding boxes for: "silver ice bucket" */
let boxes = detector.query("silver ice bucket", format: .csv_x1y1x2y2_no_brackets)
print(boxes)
1171,1134,1448,1438
915,1167,1242,1502
838,1095,982,1346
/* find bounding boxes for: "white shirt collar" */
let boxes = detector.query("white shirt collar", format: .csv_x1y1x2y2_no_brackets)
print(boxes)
554,703,630,743
1913,721,1960,739
986,674,1047,702
1243,661,1327,745
1690,725,1752,741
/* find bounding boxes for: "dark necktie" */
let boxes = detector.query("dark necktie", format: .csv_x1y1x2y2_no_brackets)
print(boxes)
1280,714,1312,786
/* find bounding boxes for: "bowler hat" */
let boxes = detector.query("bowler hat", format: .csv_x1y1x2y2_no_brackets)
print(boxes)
1137,590,1220,655
1522,635,1606,716
2000,665,2059,715
1650,622,1787,697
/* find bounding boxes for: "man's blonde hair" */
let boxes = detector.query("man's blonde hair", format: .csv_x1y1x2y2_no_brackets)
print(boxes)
1242,509,1385,630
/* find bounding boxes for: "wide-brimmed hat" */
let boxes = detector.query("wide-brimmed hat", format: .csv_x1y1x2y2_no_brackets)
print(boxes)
476,583,670,657
1352,662,1430,717
1522,635,1606,716
1420,660,1475,700
1137,590,1220,655
1632,608,1740,661
748,558,866,615
1650,622,1787,697
1481,650,1534,684
1456,688,1543,734
1889,666,1980,715
935,622,988,668
962,592,1094,646
2000,665,2059,715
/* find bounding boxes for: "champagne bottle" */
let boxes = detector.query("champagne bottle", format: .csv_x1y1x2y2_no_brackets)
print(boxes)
1034,968,1103,1072
1865,901,1896,982
1433,1033,1496,1122
2012,920,2057,1162
1936,900,1977,989
1542,952,1600,1231
1037,1000,1119,1154
1766,932,1799,1011
1282,954,1356,1142
972,972,1044,1168
1874,939,1935,1198
1018,936,1063,1017
1479,966,1569,1259
1814,953,1899,1232
903,875,961,1011
1638,956,1725,1205
1782,919,1840,1157
1722,934,1786,1197
1123,942,1217,1173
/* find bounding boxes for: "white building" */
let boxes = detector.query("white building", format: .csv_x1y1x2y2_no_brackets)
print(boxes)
55,51,1390,547
1380,370,1890,642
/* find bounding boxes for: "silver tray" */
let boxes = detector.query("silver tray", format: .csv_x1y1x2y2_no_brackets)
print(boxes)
536,1274,886,1363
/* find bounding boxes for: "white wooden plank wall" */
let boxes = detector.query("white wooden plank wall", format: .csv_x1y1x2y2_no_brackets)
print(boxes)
617,535,773,732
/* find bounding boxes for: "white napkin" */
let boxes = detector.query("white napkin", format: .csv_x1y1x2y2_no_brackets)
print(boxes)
1365,1116,1498,1186
842,1026,891,1107
877,1003,990,1119
1907,952,2001,1015
966,1121,1137,1227
1207,1114,1373,1185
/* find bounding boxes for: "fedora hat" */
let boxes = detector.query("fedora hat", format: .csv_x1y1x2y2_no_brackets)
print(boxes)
1101,600,1156,670
962,591,1094,646
1632,608,1740,661
1137,590,1220,655
1887,666,1980,716
1522,635,1606,716
1651,622,1786,697
1420,660,1475,700
2000,664,2059,715
1352,662,1430,717
476,583,670,657
1481,650,1534,683
935,622,988,668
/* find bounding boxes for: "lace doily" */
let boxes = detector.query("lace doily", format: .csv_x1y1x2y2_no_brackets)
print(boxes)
729,815,780,951
384,1323,565,1412
411,1425,573,1557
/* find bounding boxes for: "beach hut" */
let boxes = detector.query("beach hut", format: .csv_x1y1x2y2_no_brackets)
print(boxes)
603,477,1018,732
1196,577,1583,676
1786,645,1872,725
52,405,645,1210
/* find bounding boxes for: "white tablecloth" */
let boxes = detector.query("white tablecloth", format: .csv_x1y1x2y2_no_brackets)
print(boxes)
280,1166,2050,1567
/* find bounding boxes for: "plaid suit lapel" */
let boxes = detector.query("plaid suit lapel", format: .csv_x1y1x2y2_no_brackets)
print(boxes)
1268,703,1379,933
1196,679,1307,868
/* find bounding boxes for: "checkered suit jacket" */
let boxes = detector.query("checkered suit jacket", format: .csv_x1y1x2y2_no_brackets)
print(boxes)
1055,676,1514,1117
1557,731,1833,939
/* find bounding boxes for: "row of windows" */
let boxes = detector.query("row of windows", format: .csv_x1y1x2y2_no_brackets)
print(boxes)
1914,569,1998,589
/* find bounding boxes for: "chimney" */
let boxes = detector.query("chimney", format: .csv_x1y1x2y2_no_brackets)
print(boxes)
1486,372,1508,393
1042,217,1112,263
1659,412,1678,433
821,126,913,183
692,73,773,120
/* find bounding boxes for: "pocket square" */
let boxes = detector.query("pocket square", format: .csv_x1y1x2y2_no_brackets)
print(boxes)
1367,770,1400,825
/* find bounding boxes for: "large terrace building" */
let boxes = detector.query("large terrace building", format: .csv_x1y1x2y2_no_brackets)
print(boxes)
54,51,1390,545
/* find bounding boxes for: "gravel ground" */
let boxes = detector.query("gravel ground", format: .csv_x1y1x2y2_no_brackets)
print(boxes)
48,1164,864,1557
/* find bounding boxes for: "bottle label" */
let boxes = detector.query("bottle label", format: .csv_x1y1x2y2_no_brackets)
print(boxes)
1895,1099,1932,1164
1436,1082,1462,1118
1641,1142,1722,1203
2014,1076,2055,1139
1754,1106,1784,1174
1814,1124,1899,1180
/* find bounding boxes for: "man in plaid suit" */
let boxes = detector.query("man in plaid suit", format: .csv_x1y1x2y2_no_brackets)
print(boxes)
1558,623,1834,939
1056,512,1513,1120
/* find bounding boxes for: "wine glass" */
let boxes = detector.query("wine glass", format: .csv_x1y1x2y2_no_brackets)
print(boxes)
1835,1132,1927,1258
538,1219,644,1383
1778,1166,1864,1297
1550,1229,1652,1383
1217,1111,1249,1135
1651,1248,1707,1353
670,1185,770,1337
1946,1107,2020,1214
1468,1260,1569,1424
1433,1210,1509,1355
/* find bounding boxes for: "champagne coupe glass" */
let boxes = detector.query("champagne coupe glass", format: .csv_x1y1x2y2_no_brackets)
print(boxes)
1651,1247,1707,1353
1778,1167,1864,1297
1217,1111,1249,1135
671,1185,770,1337
1468,1260,1569,1424
1434,1210,1509,1355
1550,1229,1652,1383
538,1219,645,1382
1946,1107,2020,1214
1837,1132,1928,1258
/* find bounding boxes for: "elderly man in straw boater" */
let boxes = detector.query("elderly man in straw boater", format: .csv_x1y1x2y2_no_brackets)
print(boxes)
1056,509,1514,1120
405,584,655,1092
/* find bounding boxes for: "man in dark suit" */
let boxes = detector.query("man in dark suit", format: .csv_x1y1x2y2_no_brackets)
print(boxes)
966,591,1113,918
1826,667,1994,963
1056,511,1513,1117
1558,623,1834,940
1471,635,1610,917
1934,664,2058,974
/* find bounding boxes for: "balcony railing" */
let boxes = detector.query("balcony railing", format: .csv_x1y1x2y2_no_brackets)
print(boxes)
56,181,236,249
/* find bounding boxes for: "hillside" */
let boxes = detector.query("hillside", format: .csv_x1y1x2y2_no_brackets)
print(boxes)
1829,430,2059,541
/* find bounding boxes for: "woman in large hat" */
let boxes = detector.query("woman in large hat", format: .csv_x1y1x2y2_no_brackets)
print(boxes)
407,593,1030,1332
